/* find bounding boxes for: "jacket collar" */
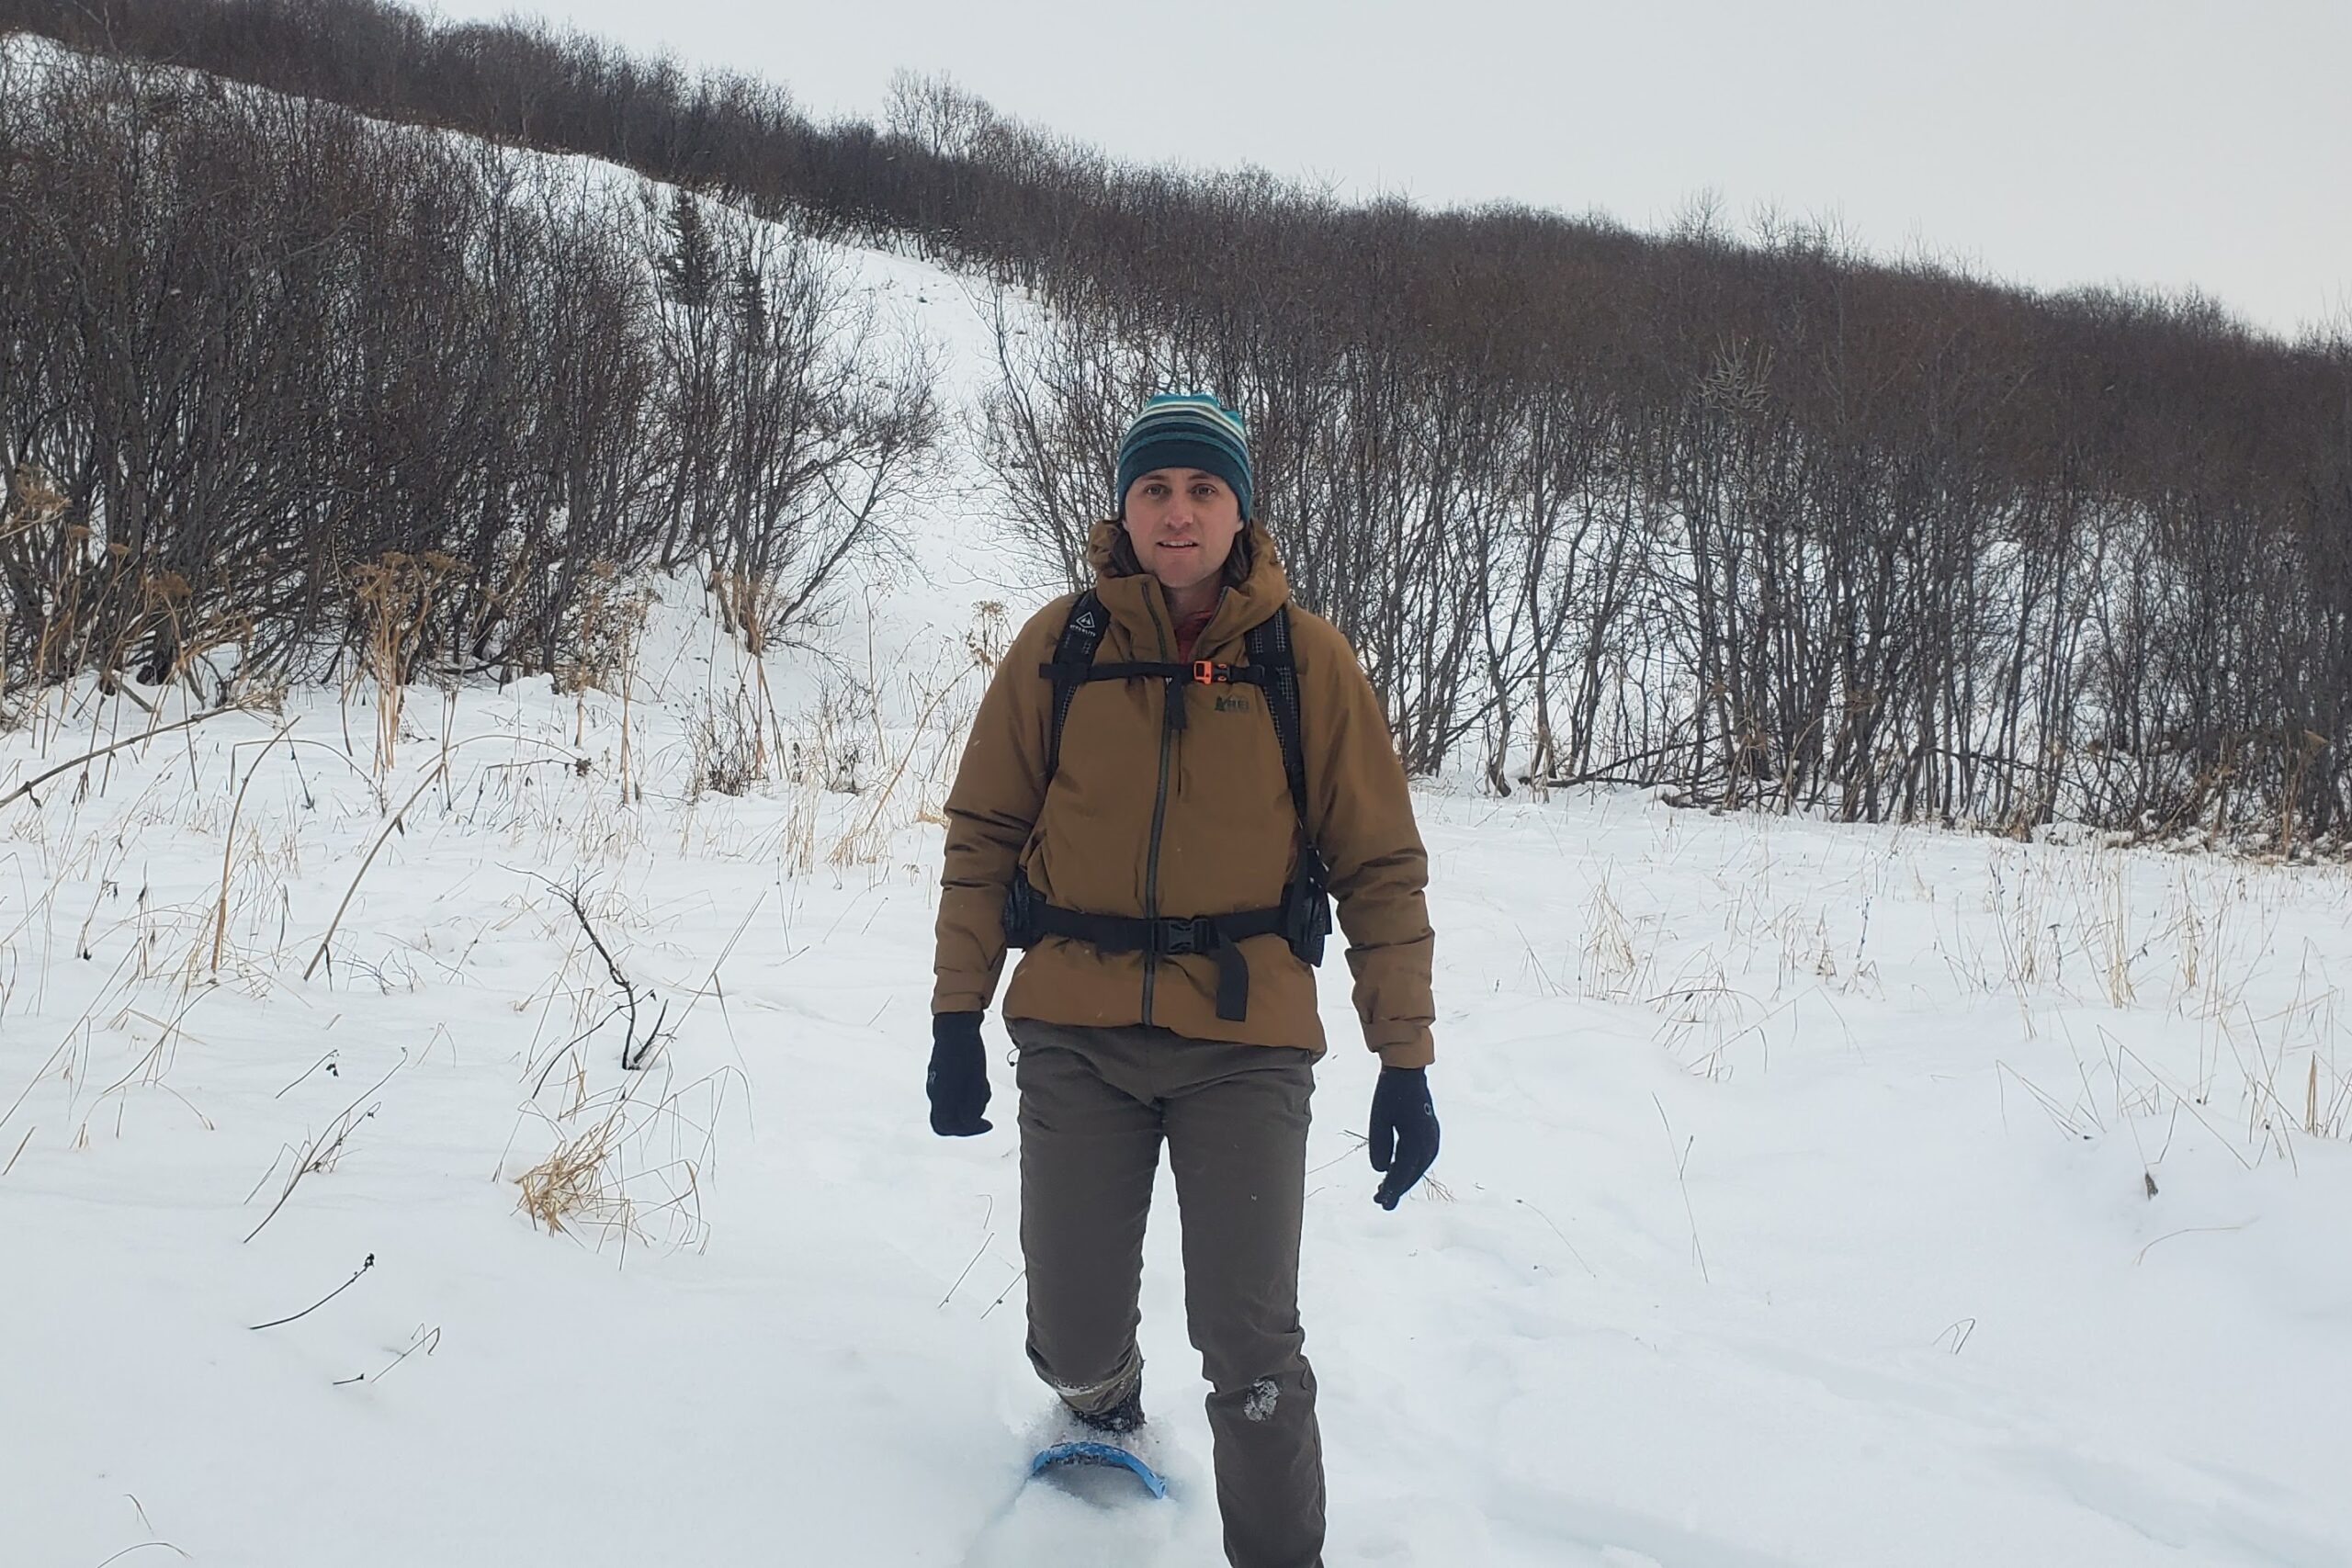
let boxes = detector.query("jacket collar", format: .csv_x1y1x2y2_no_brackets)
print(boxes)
1085,519,1292,657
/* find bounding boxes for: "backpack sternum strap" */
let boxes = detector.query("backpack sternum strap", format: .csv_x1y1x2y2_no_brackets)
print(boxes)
1038,592,1304,825
1040,658,1280,739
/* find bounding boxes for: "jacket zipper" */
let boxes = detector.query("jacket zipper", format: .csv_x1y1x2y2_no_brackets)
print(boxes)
1139,586,1230,1027
1140,591,1176,1026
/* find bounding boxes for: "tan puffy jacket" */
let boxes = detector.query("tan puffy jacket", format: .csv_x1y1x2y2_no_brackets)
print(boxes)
933,521,1436,1067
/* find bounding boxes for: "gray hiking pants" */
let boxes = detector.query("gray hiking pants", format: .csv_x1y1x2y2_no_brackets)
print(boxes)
1010,1018,1325,1568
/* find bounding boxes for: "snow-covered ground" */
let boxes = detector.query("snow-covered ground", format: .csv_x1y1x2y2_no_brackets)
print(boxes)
6,239,2352,1568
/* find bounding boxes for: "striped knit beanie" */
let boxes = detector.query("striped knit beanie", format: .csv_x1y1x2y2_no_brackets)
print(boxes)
1115,393,1253,521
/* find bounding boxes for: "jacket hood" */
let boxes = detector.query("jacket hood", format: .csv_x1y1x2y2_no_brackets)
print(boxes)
1084,519,1292,650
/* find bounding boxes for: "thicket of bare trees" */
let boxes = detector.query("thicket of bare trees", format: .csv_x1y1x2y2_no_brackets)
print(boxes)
983,201,2352,845
6,0,2349,843
0,45,936,696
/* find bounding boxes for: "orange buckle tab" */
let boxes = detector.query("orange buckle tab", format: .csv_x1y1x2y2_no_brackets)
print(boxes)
1191,660,1227,685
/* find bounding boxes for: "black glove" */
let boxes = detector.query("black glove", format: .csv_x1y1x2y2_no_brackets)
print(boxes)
927,1010,992,1136
1368,1065,1439,1210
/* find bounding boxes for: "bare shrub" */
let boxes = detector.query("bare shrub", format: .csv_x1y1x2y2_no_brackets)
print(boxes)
691,685,770,798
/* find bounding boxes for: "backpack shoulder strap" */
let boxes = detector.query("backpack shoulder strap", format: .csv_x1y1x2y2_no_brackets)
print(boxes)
1039,591,1109,787
1245,605,1311,840
1040,594,1313,842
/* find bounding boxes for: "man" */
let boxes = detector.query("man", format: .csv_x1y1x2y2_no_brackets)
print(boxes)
928,392,1441,1568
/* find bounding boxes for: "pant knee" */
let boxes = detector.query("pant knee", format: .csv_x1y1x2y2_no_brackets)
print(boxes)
1193,1312,1306,1393
1202,1346,1312,1407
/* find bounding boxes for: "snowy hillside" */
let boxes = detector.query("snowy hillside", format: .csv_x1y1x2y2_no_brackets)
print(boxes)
6,230,2351,1568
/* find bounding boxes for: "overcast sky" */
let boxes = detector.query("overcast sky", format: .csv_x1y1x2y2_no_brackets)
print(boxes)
434,0,2350,340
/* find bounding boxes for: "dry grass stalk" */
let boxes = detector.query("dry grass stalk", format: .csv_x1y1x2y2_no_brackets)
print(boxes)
826,662,967,870
347,550,460,779
212,718,299,974
1653,1093,1710,1284
513,1066,736,1252
0,704,244,812
516,1110,626,1235
963,599,1010,671
1577,877,1640,998
303,761,450,981
708,566,795,775
244,1054,405,1244
555,563,657,807
302,731,573,980
2096,860,2138,1008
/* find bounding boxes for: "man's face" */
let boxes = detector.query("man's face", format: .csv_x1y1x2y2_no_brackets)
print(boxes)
1122,468,1242,601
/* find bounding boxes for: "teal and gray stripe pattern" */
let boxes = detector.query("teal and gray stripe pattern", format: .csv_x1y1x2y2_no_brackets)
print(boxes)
1115,393,1253,520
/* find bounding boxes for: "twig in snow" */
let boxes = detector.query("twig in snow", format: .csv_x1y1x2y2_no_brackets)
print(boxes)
940,1233,994,1309
548,877,671,1071
92,1543,190,1567
302,733,579,981
249,1254,374,1331
243,1053,405,1243
272,1050,340,1100
1513,1197,1599,1279
334,1323,441,1387
0,705,244,811
980,1268,1026,1320
2134,1222,2251,1267
1653,1094,1710,1284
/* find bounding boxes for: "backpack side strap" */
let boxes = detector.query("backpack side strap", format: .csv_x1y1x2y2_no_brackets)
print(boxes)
1244,605,1310,835
1040,591,1109,787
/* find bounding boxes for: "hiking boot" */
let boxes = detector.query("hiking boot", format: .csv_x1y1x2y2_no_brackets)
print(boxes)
1073,1385,1146,1435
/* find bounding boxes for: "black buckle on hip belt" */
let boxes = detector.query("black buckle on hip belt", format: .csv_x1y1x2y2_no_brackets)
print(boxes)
1002,868,1321,1022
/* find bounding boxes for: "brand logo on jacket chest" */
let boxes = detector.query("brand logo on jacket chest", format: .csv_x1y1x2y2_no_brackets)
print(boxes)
1213,694,1253,714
